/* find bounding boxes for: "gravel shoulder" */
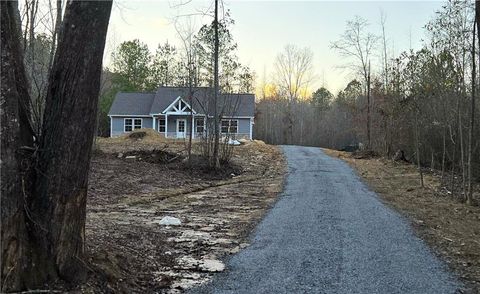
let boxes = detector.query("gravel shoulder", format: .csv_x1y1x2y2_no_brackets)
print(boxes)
323,148,480,293
191,146,460,294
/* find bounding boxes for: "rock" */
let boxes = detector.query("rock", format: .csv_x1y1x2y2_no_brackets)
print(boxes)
227,139,241,145
159,216,182,226
199,226,216,232
199,259,225,272
229,246,241,254
117,152,123,158
125,155,136,159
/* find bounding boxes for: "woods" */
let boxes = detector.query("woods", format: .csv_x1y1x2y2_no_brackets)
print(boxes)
255,0,480,203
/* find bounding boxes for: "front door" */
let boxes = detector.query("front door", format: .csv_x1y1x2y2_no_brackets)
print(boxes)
176,119,186,138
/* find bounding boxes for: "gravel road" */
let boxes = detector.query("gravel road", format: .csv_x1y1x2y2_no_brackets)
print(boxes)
190,146,460,294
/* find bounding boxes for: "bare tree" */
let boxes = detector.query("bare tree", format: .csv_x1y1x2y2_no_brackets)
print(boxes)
212,0,220,169
380,10,389,93
331,15,379,148
274,44,314,144
174,16,198,166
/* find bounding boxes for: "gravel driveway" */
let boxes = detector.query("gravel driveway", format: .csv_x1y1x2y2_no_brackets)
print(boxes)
190,146,460,294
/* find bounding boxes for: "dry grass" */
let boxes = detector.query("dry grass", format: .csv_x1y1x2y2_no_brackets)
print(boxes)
323,148,480,293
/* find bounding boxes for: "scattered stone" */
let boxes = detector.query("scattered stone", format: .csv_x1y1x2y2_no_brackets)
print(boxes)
117,152,123,158
159,216,182,226
239,243,250,249
228,139,241,145
229,246,241,254
176,256,200,269
199,226,216,232
199,259,225,272
125,155,136,159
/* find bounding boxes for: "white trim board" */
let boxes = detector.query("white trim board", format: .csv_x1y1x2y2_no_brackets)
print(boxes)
162,96,197,114
109,114,152,117
124,117,143,132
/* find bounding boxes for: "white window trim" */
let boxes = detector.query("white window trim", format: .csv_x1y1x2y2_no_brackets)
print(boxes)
221,119,238,134
158,117,166,132
124,118,143,132
195,118,205,133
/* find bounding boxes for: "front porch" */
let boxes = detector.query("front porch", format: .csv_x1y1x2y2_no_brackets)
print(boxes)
153,114,206,139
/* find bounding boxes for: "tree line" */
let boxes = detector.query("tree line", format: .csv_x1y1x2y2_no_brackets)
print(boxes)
254,0,479,204
97,15,254,137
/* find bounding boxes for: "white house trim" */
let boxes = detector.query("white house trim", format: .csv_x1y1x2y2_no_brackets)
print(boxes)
165,111,194,115
220,119,239,134
162,96,197,114
222,116,254,119
165,114,168,136
249,118,253,140
124,117,142,132
109,114,152,117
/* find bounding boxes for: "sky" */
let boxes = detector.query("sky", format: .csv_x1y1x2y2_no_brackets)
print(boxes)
105,0,445,94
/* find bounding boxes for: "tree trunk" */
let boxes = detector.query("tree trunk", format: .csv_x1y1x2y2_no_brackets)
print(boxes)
467,11,478,204
459,105,466,197
415,110,424,188
367,61,371,149
441,125,446,179
1,2,37,290
212,0,220,169
1,1,112,290
31,0,112,283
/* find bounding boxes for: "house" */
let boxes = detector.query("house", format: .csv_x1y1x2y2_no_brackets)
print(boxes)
108,87,255,139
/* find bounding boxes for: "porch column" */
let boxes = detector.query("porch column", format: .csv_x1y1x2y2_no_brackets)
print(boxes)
165,114,168,137
153,116,156,131
192,115,195,139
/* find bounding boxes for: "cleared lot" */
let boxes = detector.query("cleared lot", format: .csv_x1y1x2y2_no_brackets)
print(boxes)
79,133,286,293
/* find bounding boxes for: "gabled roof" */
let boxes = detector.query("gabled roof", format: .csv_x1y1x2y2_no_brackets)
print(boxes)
108,87,255,117
108,92,155,115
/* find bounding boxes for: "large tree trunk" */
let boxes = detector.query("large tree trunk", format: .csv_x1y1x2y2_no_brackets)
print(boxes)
31,0,112,282
468,3,479,204
1,0,112,291
1,2,37,290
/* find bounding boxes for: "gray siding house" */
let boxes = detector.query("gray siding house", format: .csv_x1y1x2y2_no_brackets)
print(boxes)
108,87,255,139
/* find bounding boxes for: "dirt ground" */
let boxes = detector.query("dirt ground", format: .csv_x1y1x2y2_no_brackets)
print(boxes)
75,131,286,293
323,148,480,293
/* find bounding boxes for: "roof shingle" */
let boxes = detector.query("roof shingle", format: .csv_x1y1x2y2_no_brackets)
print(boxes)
109,87,255,117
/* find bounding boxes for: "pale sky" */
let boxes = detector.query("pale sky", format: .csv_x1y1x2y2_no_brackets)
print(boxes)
105,0,445,94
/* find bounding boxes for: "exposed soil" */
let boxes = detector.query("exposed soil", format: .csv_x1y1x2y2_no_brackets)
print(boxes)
74,132,286,293
323,148,480,293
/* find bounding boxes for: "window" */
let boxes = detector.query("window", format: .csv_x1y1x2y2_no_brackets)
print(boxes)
134,119,142,129
124,118,142,132
221,119,238,134
158,119,166,132
196,118,205,133
125,119,132,132
177,120,185,132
